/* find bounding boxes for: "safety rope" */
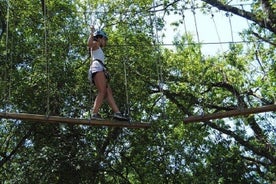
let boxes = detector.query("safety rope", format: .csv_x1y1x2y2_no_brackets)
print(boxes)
4,0,10,112
88,4,95,119
239,4,275,103
123,55,130,118
226,12,234,43
88,37,93,120
152,0,166,118
190,1,207,115
191,0,200,43
210,9,223,51
43,0,50,116
180,9,188,36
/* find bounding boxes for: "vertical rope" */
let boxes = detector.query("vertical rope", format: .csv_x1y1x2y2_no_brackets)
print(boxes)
191,1,206,115
226,12,234,43
211,10,223,51
240,5,251,28
87,1,99,119
43,0,50,116
152,0,165,118
191,0,200,43
181,9,188,36
89,8,94,119
4,0,10,112
123,56,130,118
181,8,193,66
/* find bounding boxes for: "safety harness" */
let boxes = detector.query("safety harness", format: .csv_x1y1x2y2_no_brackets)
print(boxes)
89,59,110,85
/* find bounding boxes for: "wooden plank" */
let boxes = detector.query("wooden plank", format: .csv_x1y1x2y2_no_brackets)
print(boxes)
184,104,276,123
0,112,151,128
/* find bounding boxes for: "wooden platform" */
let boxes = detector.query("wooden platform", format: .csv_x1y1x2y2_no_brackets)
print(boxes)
0,112,151,128
184,104,276,123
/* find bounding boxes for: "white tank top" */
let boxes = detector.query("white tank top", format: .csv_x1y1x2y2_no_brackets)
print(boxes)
92,47,105,62
89,47,106,74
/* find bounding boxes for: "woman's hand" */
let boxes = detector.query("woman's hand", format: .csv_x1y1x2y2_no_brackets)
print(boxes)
90,25,95,34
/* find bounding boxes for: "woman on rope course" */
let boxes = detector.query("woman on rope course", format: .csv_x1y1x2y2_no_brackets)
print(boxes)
87,26,128,121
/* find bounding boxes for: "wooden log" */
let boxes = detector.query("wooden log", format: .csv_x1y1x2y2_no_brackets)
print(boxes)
184,104,276,123
0,112,151,128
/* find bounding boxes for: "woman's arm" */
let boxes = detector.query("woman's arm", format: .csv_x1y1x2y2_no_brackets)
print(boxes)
87,26,99,50
87,35,100,51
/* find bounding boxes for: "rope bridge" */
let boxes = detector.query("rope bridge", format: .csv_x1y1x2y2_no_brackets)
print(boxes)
0,112,151,128
184,104,276,123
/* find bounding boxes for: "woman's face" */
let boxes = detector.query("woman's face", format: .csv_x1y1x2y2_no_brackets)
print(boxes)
99,37,108,47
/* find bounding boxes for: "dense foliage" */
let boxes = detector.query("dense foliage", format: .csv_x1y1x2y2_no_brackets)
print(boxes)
0,0,275,183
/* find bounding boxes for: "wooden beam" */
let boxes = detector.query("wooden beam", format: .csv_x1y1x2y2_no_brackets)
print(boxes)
0,112,151,128
184,104,276,123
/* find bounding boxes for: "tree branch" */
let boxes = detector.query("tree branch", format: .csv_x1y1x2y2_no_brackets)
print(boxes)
201,0,276,34
204,121,276,165
252,32,276,46
211,82,247,108
260,0,276,26
0,125,35,167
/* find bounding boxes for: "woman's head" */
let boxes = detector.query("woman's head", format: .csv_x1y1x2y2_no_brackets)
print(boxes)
94,30,108,47
94,30,108,39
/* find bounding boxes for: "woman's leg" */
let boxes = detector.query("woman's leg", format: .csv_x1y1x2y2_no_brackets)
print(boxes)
106,84,120,113
92,71,107,114
92,72,127,120
106,85,128,120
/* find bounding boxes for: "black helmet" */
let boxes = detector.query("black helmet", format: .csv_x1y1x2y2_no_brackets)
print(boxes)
94,30,108,40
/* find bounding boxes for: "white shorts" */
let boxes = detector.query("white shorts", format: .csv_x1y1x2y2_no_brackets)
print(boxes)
88,60,105,84
90,60,105,74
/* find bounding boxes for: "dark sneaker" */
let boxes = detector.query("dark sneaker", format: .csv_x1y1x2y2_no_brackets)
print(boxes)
113,112,129,121
91,113,104,121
